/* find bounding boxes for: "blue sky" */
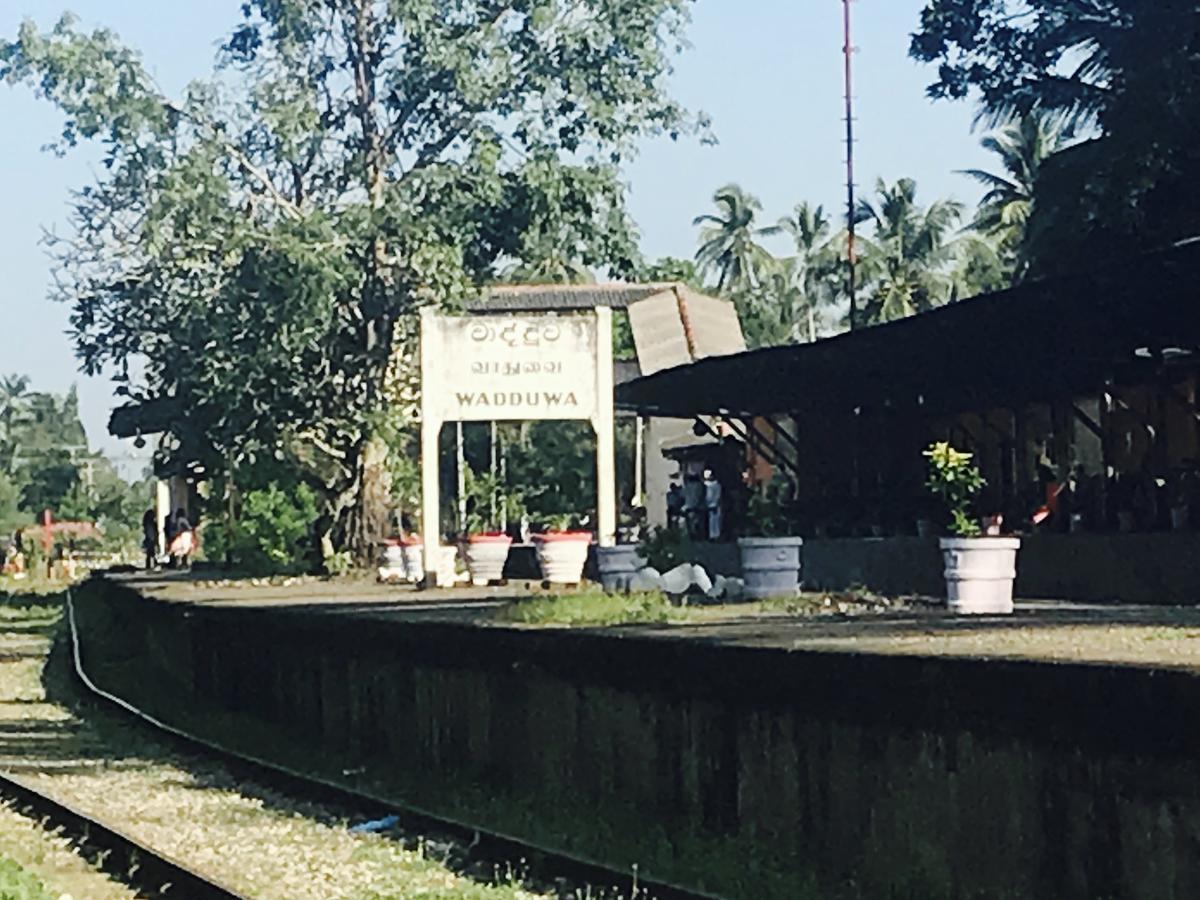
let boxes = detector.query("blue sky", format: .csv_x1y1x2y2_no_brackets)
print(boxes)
0,1,992,466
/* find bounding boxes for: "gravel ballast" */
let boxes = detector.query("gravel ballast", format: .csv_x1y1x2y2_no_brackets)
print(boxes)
0,586,547,900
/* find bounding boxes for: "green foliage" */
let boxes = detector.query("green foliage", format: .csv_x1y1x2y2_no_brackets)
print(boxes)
208,482,318,575
637,524,695,572
0,854,52,900
637,256,704,290
612,309,638,362
2,1,703,554
0,473,20,532
502,422,595,526
959,114,1063,282
912,1,1200,274
0,373,146,554
323,550,354,577
924,441,985,537
693,184,772,295
745,474,796,537
854,178,966,324
461,465,523,536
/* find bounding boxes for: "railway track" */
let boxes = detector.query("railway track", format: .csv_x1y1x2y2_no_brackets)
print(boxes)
0,587,720,900
0,766,247,898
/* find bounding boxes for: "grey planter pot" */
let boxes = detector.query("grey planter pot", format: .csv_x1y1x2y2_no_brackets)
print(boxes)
738,536,803,599
939,536,1020,614
595,544,647,593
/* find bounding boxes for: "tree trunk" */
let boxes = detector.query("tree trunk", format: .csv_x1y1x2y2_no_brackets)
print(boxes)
338,434,393,562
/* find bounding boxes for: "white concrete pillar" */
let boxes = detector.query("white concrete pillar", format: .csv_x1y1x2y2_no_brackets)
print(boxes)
594,307,617,547
154,479,171,557
419,312,444,585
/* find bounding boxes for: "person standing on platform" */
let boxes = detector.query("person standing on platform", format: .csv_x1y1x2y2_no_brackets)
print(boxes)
168,508,194,569
682,473,704,539
703,469,723,541
666,481,684,529
142,507,159,569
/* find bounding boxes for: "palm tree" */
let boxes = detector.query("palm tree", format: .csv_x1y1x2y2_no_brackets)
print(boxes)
693,184,772,294
763,202,840,341
854,178,965,324
960,114,1062,280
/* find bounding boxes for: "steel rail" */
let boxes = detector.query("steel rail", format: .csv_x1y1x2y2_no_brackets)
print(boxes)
63,588,723,900
0,766,246,898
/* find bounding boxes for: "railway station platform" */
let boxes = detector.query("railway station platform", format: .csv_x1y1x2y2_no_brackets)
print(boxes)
73,571,1200,900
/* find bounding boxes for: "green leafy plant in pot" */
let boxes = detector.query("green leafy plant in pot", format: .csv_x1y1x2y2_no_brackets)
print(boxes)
923,442,985,537
461,467,520,586
924,441,1019,614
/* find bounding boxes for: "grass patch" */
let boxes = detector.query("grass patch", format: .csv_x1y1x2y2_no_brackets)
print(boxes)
494,588,685,627
495,586,907,628
0,854,53,900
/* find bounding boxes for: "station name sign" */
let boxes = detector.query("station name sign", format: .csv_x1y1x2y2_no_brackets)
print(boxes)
421,313,599,422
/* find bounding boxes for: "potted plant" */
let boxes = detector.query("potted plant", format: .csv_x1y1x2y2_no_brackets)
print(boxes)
596,509,648,593
532,513,592,584
738,475,802,599
461,469,517,586
925,441,1019,614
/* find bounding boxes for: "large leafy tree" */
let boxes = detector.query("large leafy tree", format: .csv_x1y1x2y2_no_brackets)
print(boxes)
911,0,1200,274
3,1,700,555
693,183,772,293
854,178,966,323
960,113,1061,280
637,256,703,291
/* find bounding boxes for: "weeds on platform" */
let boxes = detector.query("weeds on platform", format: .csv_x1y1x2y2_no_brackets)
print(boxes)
496,585,909,628
495,588,683,627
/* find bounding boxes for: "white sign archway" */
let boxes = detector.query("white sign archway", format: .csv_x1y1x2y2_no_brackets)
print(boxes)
419,307,616,585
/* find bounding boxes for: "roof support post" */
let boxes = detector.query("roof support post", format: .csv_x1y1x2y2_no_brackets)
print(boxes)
717,417,778,468
1072,403,1105,441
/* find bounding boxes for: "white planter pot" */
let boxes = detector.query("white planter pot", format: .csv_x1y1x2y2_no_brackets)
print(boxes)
415,544,460,586
595,544,646,593
738,536,803,599
377,541,407,582
534,533,592,584
464,535,512,586
402,542,425,582
939,537,1020,615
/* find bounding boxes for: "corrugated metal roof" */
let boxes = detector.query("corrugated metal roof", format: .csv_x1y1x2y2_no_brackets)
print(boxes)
467,283,678,312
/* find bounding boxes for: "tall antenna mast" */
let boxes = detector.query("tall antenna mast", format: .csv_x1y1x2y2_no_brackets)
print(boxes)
842,0,857,329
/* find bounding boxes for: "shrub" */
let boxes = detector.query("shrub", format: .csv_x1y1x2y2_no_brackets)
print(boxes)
638,524,695,572
209,482,318,575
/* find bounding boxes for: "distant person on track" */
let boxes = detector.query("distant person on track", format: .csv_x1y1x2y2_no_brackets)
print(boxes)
142,507,159,569
168,508,194,569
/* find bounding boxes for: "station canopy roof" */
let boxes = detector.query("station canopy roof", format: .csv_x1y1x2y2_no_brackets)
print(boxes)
466,283,679,313
616,240,1200,420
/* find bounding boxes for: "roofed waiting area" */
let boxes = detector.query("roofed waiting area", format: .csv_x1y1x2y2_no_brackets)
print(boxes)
617,241,1200,604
